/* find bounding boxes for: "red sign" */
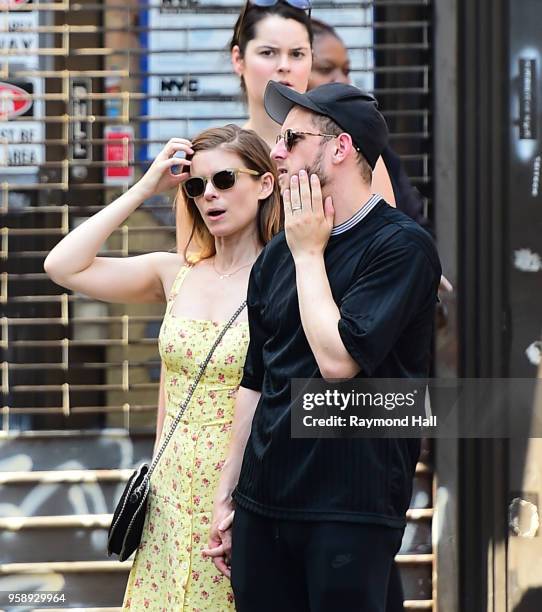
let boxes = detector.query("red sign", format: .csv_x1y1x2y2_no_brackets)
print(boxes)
0,0,32,8
104,125,134,184
0,82,32,120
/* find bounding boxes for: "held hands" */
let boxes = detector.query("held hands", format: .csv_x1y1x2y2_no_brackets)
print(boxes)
283,171,334,261
135,138,193,200
202,503,235,579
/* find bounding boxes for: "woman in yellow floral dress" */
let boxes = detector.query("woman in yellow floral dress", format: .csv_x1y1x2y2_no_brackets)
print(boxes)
122,265,250,610
44,124,281,610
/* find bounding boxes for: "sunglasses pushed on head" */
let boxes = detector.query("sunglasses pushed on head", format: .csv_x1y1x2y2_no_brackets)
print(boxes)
234,0,312,45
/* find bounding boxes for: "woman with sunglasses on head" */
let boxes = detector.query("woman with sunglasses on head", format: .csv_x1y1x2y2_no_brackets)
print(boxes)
175,0,396,252
229,0,394,196
44,124,280,610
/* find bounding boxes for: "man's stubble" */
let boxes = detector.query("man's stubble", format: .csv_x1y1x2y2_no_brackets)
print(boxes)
304,144,330,191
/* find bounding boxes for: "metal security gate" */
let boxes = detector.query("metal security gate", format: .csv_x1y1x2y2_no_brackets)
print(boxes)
0,1,435,609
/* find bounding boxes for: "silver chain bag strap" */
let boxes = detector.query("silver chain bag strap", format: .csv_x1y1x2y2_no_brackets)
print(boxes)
107,300,246,561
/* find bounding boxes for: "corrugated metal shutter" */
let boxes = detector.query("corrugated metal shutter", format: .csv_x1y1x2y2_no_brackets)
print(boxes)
0,1,434,608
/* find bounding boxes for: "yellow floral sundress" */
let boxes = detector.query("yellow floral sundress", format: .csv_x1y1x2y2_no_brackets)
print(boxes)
122,264,249,611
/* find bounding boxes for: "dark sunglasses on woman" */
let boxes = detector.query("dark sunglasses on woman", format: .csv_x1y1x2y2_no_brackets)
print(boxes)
182,168,261,198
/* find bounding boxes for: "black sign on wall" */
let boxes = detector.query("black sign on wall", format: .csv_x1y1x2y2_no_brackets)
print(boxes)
509,0,542,376
69,78,92,162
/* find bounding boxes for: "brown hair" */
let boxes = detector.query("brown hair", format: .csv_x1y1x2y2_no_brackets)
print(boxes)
311,114,373,185
230,1,313,95
176,124,282,263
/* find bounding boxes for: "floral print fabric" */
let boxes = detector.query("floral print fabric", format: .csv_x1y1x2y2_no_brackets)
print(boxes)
122,264,248,611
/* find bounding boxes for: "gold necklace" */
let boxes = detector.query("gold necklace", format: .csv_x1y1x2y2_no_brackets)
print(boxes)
212,258,254,280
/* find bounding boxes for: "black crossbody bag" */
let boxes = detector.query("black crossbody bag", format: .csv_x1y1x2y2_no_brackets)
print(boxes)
107,301,246,561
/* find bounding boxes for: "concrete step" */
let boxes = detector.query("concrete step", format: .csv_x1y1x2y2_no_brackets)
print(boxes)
0,510,433,529
0,511,433,564
0,430,154,472
0,514,115,564
0,561,129,609
0,432,434,607
0,469,134,484
39,609,124,612
0,430,429,475
39,609,125,612
0,470,131,518
1,526,110,564
37,605,434,612
35,605,434,612
0,465,432,516
0,559,432,608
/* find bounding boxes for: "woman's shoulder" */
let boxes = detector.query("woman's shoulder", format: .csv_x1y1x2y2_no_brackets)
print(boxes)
149,251,189,298
147,251,186,286
148,251,185,269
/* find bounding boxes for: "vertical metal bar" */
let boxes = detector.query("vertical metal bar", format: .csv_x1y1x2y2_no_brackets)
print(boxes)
122,359,129,392
0,183,7,214
61,338,69,372
456,0,510,609
0,320,7,350
62,382,70,417
0,137,8,169
122,315,129,347
433,3,460,607
61,294,69,327
0,228,7,261
121,225,129,257
122,402,130,430
0,272,7,304
1,404,9,433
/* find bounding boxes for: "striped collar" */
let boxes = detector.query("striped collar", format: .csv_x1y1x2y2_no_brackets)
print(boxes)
330,194,381,236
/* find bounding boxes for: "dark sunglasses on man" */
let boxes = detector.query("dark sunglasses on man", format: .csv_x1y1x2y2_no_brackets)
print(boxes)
182,168,261,199
276,128,337,152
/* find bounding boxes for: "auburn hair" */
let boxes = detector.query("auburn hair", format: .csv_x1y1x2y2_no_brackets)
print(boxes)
176,124,282,262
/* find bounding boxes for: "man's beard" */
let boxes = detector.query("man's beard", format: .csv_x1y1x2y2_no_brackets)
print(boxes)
304,146,330,190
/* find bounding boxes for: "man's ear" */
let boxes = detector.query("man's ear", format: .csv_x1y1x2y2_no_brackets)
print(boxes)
332,133,355,165
258,172,275,201
231,45,244,77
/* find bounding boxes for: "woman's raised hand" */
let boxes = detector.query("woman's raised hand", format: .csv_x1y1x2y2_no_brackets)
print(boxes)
136,138,194,199
43,137,195,303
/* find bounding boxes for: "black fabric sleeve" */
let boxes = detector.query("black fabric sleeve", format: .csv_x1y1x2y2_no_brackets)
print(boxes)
337,238,438,376
240,261,266,391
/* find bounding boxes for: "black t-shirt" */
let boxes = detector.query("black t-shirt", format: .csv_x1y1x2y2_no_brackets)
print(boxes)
233,200,442,527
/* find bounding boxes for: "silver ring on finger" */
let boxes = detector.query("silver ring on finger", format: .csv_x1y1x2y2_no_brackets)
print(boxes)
291,206,302,213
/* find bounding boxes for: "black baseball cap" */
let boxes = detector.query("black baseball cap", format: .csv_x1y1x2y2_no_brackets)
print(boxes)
264,81,388,169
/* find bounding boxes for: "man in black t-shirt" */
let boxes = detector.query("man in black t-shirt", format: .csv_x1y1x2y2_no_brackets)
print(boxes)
204,82,441,612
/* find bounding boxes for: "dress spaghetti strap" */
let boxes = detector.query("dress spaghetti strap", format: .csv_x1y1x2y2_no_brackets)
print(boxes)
165,263,193,316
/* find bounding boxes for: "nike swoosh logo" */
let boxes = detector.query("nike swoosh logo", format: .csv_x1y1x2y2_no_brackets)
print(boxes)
331,553,354,569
